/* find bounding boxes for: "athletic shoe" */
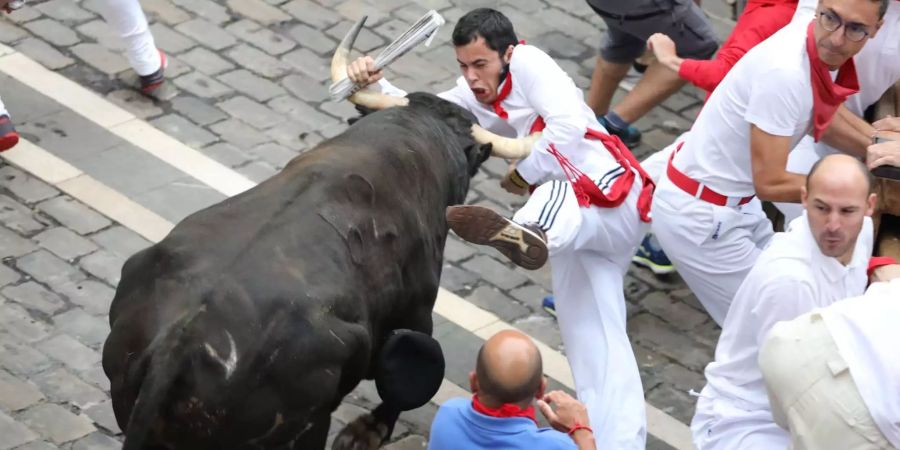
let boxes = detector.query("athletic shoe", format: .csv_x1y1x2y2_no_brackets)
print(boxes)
139,49,167,95
542,296,557,318
0,115,20,152
598,115,642,148
632,233,676,275
446,205,548,270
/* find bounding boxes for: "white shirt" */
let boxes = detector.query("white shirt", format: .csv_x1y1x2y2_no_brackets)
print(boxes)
701,213,873,411
820,278,900,447
673,21,814,197
378,45,624,188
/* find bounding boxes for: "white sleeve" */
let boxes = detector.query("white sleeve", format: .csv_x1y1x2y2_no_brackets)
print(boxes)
751,278,818,347
373,79,408,97
511,47,590,185
744,66,809,137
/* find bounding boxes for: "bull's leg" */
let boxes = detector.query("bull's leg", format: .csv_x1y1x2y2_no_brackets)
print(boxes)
289,411,331,450
331,404,397,450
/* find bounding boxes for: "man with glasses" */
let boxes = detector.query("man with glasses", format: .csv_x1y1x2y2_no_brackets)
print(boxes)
650,0,888,325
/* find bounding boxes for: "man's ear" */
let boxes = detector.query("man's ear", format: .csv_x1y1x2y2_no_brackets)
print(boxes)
503,45,514,64
801,185,809,210
535,376,547,400
469,371,479,393
866,192,877,216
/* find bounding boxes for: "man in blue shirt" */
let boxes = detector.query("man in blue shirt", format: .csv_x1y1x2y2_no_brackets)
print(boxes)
428,330,596,450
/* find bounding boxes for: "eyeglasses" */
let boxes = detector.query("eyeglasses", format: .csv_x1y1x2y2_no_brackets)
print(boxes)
817,9,873,42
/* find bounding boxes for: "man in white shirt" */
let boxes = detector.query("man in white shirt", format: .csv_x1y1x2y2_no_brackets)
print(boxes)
758,265,900,450
691,154,876,450
651,0,887,324
776,0,900,223
346,9,653,449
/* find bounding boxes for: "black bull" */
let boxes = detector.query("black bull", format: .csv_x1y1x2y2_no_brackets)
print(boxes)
102,93,492,450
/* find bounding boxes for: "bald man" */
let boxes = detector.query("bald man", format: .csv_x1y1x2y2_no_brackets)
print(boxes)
428,330,596,450
691,154,876,449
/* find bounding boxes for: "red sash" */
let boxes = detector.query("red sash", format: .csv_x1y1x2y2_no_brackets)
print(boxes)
471,395,537,424
805,20,859,141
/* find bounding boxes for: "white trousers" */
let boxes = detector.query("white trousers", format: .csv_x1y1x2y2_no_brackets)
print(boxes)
759,312,894,450
651,174,773,325
691,386,790,450
95,0,160,76
0,96,7,118
514,177,649,450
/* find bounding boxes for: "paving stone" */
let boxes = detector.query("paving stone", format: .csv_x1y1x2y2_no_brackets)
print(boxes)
178,46,236,76
74,19,123,51
0,369,44,411
384,435,427,450
148,23,196,54
325,20,387,54
641,291,709,332
225,43,291,78
33,228,99,261
16,249,87,290
282,0,343,28
34,0,94,23
54,280,114,316
18,403,96,445
465,286,530,322
0,194,49,235
218,69,286,102
89,226,151,260
81,400,119,434
172,71,234,99
22,18,78,47
13,37,76,70
171,0,232,24
70,432,120,450
226,0,292,24
508,283,552,314
76,366,110,393
52,308,109,348
0,336,52,376
0,20,29,43
266,122,325,152
0,225,37,259
268,95,340,131
248,143,297,169
104,89,164,119
438,264,479,293
69,43,130,75
224,20,296,55
134,179,224,223
287,23,337,54
645,384,696,425
511,314,564,350
31,368,107,408
234,161,279,183
174,18,238,51
11,440,59,450
443,237,476,263
0,410,38,449
150,114,219,148
281,47,330,82
628,314,713,372
461,255,529,291
200,142,254,168
36,335,101,373
36,197,110,235
2,282,67,316
0,265,21,287
396,401,439,436
210,118,272,149
281,74,330,103
79,250,125,286
140,0,192,25
218,96,286,131
0,302,50,343
624,274,651,305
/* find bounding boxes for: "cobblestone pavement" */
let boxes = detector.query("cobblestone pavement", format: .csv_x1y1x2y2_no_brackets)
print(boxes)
0,0,743,448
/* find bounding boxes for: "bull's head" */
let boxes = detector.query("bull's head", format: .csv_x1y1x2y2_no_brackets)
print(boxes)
330,18,540,161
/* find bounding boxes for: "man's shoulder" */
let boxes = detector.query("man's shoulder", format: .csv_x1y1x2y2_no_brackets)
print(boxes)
532,428,579,449
510,44,557,71
738,23,809,80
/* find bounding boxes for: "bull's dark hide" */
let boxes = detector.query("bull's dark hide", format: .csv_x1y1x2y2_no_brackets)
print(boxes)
103,93,491,450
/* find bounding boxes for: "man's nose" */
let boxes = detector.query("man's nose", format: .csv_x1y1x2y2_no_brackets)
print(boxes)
826,213,842,231
829,26,847,48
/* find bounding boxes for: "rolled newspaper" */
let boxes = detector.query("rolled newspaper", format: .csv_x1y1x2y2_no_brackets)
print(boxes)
329,10,445,101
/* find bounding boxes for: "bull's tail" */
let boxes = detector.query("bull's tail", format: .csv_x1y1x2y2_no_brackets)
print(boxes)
122,309,202,450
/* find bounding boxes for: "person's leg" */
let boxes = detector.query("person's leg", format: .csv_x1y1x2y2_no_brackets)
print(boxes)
587,56,632,117
611,62,687,123
0,96,19,152
94,0,165,93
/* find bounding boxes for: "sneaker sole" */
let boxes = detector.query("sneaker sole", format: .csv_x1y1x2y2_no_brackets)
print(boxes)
447,205,548,270
631,255,676,275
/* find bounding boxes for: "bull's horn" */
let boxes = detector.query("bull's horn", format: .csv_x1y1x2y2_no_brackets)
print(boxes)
331,17,408,110
472,125,540,159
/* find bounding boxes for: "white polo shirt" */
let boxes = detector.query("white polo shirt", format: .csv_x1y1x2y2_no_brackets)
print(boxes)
701,212,873,410
378,45,624,189
673,21,814,197
820,278,900,448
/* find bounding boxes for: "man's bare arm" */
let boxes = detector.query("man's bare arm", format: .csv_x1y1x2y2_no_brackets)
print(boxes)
820,105,875,158
750,125,806,203
538,391,596,450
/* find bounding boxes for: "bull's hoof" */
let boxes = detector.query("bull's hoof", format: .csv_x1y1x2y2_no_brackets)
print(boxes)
331,413,388,450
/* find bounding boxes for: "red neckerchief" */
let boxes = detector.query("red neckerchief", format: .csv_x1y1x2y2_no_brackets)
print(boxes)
868,256,897,277
805,20,859,141
490,40,526,119
471,395,537,424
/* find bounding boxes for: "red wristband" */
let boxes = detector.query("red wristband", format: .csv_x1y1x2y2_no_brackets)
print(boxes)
567,422,593,436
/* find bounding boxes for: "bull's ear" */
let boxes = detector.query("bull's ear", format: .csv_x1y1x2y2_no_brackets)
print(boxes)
375,330,445,411
466,143,492,177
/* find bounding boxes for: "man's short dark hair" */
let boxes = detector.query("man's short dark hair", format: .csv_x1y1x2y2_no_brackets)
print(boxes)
452,8,519,56
875,0,889,19
475,345,543,404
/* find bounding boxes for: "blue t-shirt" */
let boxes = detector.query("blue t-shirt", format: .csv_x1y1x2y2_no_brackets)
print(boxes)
428,398,577,450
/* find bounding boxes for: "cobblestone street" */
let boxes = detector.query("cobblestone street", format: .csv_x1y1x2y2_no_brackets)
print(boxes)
0,0,744,448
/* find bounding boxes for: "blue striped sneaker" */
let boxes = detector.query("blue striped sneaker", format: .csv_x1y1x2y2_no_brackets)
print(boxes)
542,296,556,318
632,233,675,275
